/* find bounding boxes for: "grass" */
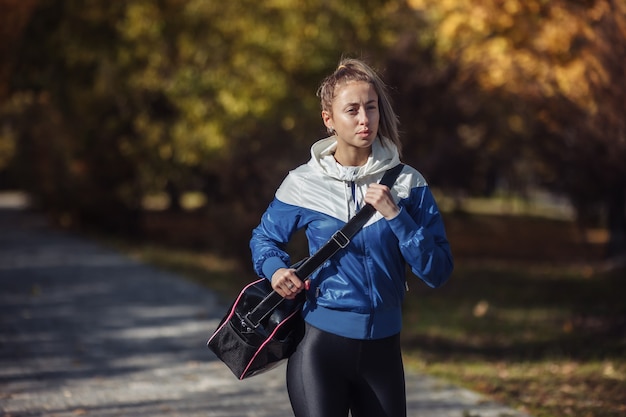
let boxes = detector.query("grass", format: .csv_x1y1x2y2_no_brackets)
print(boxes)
106,213,626,417
400,262,626,417
118,243,252,297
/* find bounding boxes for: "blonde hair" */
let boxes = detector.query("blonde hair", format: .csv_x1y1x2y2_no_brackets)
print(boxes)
317,58,401,155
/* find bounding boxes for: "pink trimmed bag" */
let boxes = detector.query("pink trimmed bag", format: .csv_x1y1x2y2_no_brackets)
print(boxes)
207,276,305,379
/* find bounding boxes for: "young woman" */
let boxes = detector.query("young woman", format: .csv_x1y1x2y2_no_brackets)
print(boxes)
250,58,454,417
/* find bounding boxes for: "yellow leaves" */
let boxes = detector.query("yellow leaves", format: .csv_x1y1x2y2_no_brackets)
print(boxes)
408,0,618,120
218,90,248,118
119,2,162,41
119,1,305,168
439,11,469,42
134,108,225,167
170,120,225,165
195,123,225,154
554,59,595,112
215,69,280,120
503,0,521,15
409,0,525,35
485,35,512,57
534,18,575,56
164,96,227,162
406,0,425,9
460,36,514,90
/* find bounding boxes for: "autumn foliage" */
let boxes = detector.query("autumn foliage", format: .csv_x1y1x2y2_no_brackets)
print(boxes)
0,0,624,255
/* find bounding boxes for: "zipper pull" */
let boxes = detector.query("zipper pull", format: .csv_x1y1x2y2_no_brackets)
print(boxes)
405,281,410,292
351,181,360,211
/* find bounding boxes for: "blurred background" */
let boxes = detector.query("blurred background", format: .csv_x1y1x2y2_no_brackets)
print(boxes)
1,1,625,416
1,0,624,263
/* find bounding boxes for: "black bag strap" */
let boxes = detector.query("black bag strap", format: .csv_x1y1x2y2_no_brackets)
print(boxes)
245,163,404,327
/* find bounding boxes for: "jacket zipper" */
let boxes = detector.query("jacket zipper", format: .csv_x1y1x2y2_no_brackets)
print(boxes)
350,179,375,338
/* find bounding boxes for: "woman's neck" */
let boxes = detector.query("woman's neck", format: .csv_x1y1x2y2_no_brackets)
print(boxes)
333,147,371,167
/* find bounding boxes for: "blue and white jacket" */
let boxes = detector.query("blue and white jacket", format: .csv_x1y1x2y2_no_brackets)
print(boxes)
250,136,453,340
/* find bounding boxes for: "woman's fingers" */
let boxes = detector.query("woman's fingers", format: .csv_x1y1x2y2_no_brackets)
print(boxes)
271,268,304,299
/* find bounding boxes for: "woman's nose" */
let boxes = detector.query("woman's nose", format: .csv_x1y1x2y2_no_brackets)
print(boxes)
358,108,369,124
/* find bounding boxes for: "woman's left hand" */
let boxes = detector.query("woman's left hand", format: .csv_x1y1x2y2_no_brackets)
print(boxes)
365,183,400,219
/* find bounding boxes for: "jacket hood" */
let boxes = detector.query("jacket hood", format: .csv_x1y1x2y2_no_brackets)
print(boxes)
308,136,401,181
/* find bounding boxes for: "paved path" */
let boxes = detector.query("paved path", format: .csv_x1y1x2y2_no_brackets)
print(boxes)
0,206,530,417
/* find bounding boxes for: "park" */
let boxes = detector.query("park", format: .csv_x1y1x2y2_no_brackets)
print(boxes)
1,1,624,416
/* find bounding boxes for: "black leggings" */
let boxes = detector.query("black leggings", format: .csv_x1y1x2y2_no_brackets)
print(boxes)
286,323,406,417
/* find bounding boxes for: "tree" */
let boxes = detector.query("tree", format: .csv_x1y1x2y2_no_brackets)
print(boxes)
400,0,626,256
0,0,38,186
2,0,404,252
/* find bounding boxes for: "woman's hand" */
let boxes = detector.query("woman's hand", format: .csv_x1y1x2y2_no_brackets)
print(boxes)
271,268,305,299
365,183,400,219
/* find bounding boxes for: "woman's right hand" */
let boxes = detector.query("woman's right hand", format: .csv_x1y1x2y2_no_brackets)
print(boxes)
271,268,305,299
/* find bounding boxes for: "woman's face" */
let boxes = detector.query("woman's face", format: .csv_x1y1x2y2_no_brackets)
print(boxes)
322,81,380,153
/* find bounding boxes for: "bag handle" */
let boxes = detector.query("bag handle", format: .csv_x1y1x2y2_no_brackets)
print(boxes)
245,164,404,327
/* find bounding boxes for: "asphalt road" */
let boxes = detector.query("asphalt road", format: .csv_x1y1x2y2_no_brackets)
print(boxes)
0,203,531,417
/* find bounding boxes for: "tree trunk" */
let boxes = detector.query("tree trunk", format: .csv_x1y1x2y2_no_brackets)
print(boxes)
166,181,182,212
606,183,626,258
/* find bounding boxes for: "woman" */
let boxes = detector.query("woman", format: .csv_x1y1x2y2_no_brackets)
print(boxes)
250,58,453,417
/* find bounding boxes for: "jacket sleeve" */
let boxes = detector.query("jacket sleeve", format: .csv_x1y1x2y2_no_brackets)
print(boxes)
250,198,303,280
386,185,453,288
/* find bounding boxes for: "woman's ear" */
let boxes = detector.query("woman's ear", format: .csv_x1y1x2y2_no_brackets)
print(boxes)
322,110,333,130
